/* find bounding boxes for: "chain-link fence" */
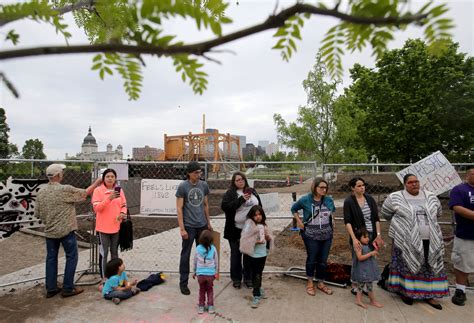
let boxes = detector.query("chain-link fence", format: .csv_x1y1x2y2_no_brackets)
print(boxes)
1,160,472,290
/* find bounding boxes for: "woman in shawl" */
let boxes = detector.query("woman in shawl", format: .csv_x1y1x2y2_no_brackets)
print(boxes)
381,173,448,310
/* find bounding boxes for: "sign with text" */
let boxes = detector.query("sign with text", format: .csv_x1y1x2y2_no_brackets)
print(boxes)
140,179,181,214
107,163,129,181
395,151,461,196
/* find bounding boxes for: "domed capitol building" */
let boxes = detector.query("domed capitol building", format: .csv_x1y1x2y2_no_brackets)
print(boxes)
73,126,123,161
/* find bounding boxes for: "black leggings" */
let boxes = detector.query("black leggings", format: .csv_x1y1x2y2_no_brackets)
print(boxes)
243,255,266,297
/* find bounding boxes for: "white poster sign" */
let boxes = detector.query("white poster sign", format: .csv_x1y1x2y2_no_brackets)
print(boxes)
259,192,279,213
395,151,462,195
140,179,181,214
107,163,129,181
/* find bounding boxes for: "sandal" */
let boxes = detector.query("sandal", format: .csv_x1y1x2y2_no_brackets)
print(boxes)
317,284,333,295
306,285,316,296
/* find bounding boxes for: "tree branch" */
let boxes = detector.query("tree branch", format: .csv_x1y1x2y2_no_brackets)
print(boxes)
0,0,95,27
0,3,428,61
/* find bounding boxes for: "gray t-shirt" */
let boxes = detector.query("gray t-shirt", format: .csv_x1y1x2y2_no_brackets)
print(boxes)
176,180,210,228
403,191,430,240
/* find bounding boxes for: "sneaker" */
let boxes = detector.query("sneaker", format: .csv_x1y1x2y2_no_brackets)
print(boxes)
197,305,205,314
452,289,467,306
131,287,141,295
45,288,61,298
112,297,121,305
208,305,215,314
61,287,84,298
232,281,241,289
260,288,268,299
251,296,260,308
180,285,190,295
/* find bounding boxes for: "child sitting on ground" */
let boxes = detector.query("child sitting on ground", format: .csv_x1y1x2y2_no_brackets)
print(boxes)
102,258,140,305
193,229,219,315
352,228,383,309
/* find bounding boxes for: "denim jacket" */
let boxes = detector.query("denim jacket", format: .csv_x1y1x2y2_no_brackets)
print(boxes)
290,193,336,227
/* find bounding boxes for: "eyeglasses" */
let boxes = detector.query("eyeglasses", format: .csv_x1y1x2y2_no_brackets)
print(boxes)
406,180,419,185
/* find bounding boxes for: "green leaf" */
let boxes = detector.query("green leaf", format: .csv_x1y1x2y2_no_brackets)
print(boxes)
273,28,288,37
92,54,102,62
91,62,102,70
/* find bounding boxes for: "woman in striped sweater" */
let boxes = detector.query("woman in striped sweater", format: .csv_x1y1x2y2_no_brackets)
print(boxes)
381,174,448,310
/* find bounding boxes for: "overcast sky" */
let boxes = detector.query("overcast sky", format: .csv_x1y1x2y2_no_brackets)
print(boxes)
0,0,472,160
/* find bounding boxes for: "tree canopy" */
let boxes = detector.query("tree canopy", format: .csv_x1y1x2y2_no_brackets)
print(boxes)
22,138,47,159
0,0,454,100
0,108,18,158
346,39,473,163
274,53,340,164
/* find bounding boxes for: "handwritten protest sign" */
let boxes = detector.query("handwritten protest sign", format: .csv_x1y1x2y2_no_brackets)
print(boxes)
395,151,461,195
140,179,181,214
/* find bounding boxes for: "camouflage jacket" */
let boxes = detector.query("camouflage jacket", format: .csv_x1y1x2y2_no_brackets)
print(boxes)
35,182,87,238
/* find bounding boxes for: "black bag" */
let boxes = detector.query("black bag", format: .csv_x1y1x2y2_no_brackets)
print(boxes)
119,211,133,252
136,272,166,291
377,264,390,290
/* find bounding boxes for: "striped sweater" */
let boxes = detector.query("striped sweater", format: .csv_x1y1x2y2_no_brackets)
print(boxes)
381,190,444,274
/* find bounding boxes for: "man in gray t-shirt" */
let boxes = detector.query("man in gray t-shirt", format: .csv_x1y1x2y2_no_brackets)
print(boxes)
176,161,212,295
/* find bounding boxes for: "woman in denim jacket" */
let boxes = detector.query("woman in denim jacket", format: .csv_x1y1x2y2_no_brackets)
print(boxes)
291,177,336,296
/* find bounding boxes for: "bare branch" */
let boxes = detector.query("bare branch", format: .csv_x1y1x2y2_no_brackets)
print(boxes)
0,72,19,98
202,54,222,65
0,3,429,61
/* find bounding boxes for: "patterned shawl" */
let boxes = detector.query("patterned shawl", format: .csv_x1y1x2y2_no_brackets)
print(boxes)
381,190,444,274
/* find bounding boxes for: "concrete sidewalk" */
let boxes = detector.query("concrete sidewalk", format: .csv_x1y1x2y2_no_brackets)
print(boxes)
2,271,472,322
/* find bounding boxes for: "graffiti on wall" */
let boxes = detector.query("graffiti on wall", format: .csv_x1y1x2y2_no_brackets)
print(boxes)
0,177,48,239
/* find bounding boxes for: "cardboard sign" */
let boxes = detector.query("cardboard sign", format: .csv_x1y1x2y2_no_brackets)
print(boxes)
140,179,181,214
395,151,462,195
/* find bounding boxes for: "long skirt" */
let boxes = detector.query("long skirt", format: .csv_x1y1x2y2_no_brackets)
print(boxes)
388,243,449,299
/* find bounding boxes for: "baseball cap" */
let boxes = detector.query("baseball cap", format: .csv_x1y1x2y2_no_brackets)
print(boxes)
186,161,201,174
46,164,66,177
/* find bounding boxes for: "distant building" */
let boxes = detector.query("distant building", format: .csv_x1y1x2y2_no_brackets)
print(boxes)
258,140,269,149
266,142,279,156
74,126,123,161
133,145,163,160
242,143,265,160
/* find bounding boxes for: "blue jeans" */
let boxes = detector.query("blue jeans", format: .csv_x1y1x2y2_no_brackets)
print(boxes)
104,289,134,301
45,231,78,292
179,225,207,287
302,235,332,281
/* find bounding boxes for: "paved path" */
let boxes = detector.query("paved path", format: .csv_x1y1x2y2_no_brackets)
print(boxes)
2,272,472,322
